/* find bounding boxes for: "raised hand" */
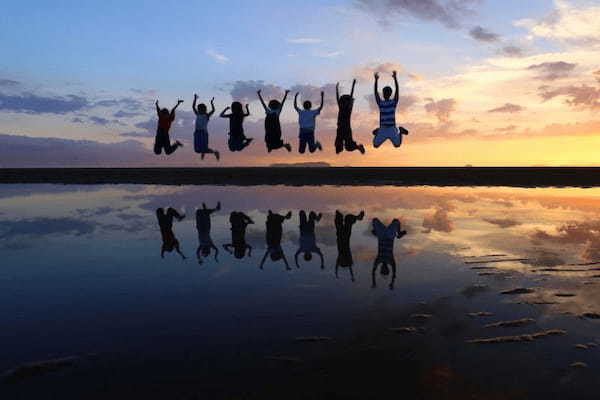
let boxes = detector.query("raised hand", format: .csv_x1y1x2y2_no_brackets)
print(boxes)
210,97,215,103
392,70,397,78
177,99,184,104
374,72,379,80
194,94,198,99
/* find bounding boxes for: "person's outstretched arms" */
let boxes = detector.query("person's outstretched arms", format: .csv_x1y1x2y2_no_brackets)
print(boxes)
335,82,340,104
244,104,250,117
392,70,399,102
280,90,290,110
220,106,231,118
350,79,356,98
374,72,381,104
155,100,161,116
317,91,324,113
257,90,268,111
208,97,215,117
242,213,254,224
294,92,301,112
171,99,184,115
193,94,198,115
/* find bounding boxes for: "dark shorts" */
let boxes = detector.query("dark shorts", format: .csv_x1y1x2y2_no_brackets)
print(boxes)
194,129,209,153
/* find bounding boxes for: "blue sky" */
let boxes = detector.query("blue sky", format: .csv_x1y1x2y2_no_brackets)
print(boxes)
2,0,600,166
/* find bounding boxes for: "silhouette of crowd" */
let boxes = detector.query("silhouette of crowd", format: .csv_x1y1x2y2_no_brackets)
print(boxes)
153,71,409,160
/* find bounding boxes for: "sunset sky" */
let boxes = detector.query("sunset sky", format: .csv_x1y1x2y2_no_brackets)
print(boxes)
1,0,600,167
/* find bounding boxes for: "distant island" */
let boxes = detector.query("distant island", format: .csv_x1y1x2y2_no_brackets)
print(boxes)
269,162,331,168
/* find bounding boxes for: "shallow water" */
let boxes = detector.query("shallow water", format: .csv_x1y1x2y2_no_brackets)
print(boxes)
2,184,600,398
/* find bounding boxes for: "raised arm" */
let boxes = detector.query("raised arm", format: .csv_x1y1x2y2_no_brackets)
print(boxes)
209,97,215,117
294,92,301,112
335,82,340,104
280,90,290,109
244,104,250,117
171,99,184,115
257,90,268,111
350,79,356,98
392,70,399,102
220,106,230,118
374,72,381,104
192,94,198,115
155,100,160,115
317,91,324,112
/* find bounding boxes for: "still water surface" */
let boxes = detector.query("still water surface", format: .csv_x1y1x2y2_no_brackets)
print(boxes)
2,184,600,398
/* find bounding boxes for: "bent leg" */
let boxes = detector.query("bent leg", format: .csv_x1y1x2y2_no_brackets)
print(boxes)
373,134,387,148
390,133,402,148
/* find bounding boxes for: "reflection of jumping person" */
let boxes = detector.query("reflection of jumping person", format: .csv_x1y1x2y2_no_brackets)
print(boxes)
335,79,365,155
260,210,292,270
156,208,186,259
196,202,221,264
294,211,324,269
223,211,254,259
258,89,292,153
154,100,184,155
371,218,407,290
220,102,253,152
294,91,324,153
192,94,220,160
373,71,409,148
335,210,364,281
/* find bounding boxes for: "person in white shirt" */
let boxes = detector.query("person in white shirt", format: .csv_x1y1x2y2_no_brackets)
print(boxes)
192,94,220,160
294,91,324,153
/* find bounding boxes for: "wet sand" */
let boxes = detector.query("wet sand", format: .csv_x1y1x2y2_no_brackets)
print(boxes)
2,167,600,187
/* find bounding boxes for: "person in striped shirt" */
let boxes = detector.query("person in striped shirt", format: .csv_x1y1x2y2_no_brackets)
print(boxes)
371,217,407,290
373,71,409,148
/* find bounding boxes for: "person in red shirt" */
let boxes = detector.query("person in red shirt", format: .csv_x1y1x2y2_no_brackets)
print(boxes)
154,99,184,155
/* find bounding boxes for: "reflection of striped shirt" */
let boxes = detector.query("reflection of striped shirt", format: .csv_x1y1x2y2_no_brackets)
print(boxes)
377,237,395,264
378,99,397,127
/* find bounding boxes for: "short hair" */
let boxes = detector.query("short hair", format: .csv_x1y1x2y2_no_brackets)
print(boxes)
303,100,312,110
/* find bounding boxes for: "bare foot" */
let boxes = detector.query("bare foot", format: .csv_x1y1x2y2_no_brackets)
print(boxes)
358,144,365,154
284,143,292,152
214,151,220,161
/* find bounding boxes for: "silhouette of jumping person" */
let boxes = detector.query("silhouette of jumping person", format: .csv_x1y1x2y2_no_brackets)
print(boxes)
294,210,324,269
294,91,324,154
154,99,184,155
371,218,407,290
192,94,220,161
220,102,253,152
196,202,221,264
335,79,365,154
373,71,409,148
258,89,292,153
335,210,365,282
260,210,292,270
223,211,254,259
156,207,186,259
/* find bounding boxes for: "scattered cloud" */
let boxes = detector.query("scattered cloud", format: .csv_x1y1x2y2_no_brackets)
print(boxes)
316,50,344,58
0,79,20,87
539,84,600,111
408,72,424,81
422,207,453,233
424,98,457,122
527,61,576,81
355,0,481,29
498,45,524,57
469,26,500,42
487,103,525,113
354,62,403,82
230,80,285,103
0,92,89,114
483,218,521,228
206,50,229,64
287,38,323,44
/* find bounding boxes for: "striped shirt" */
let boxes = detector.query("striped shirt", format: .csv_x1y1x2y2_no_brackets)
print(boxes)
377,99,397,127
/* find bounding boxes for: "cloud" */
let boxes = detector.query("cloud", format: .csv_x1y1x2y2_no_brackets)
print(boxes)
487,103,525,113
469,26,500,42
0,92,89,114
355,0,481,29
0,217,95,241
287,38,323,44
483,218,521,228
113,110,142,118
422,207,453,233
527,61,576,81
315,50,344,58
539,84,600,111
498,45,524,57
230,80,285,103
516,0,600,45
71,115,124,126
120,131,154,138
424,98,457,122
531,220,600,262
354,62,403,82
408,73,425,81
206,50,229,64
494,125,518,132
0,79,20,87
130,88,157,96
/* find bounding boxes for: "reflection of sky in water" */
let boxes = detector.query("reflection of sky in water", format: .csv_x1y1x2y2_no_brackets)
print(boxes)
2,184,600,395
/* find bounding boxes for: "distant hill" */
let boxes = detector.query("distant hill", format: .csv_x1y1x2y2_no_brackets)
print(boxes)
269,162,331,168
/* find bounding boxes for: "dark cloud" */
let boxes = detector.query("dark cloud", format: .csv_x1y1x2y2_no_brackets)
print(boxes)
424,98,457,122
539,84,600,111
469,26,500,42
0,79,20,87
230,80,285,103
487,103,525,113
494,125,518,132
531,220,600,262
483,218,521,228
130,88,157,96
527,61,576,81
120,131,154,138
355,0,481,29
0,92,90,114
498,45,524,57
71,115,124,126
113,110,142,118
422,207,453,233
